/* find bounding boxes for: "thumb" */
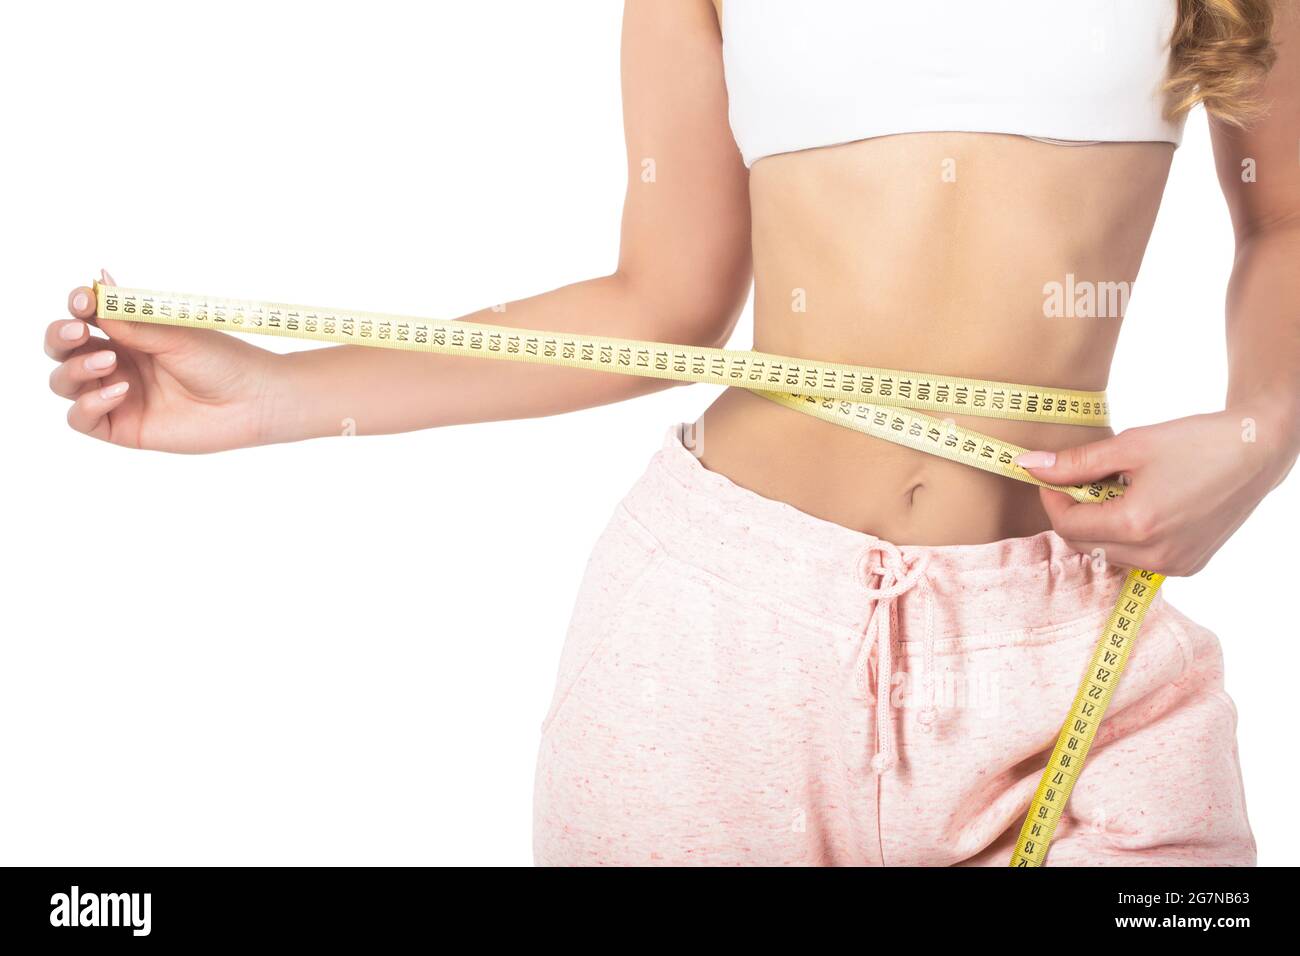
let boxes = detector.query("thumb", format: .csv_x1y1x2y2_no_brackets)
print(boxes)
1014,433,1132,485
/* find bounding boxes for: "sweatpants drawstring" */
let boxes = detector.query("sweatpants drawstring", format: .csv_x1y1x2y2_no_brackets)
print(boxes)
856,541,937,774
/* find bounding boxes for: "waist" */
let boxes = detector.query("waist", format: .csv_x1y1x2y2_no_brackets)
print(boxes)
716,288,1124,542
699,388,1112,546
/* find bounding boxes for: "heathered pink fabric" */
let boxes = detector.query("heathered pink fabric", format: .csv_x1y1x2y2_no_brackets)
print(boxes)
533,428,1255,866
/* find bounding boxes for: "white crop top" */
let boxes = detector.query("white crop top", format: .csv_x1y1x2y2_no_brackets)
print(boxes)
721,1,1186,167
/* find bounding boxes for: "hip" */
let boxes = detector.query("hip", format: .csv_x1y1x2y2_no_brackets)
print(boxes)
533,426,1252,865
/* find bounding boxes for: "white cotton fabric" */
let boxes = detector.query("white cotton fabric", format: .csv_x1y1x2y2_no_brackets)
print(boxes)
721,0,1185,167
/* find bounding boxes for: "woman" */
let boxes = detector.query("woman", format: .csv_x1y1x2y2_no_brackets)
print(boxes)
45,1,1297,865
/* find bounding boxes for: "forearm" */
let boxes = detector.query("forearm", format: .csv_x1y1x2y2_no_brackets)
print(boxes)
1224,221,1300,484
265,271,729,442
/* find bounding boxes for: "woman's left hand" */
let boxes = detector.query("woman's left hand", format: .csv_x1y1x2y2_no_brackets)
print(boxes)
1015,408,1296,576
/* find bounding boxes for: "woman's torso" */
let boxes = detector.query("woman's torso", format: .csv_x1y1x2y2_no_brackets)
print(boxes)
699,2,1178,545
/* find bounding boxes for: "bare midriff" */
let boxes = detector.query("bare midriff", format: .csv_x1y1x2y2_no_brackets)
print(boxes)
698,132,1174,545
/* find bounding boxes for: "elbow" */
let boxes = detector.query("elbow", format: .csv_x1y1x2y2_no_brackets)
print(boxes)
665,297,746,350
614,262,751,351
1232,210,1300,250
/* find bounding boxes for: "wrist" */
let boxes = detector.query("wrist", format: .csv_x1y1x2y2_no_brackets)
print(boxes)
257,350,327,445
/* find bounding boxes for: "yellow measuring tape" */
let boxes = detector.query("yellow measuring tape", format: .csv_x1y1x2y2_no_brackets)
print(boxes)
92,281,1163,865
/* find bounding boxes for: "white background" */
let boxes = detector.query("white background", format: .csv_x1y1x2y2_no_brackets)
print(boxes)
2,0,1295,866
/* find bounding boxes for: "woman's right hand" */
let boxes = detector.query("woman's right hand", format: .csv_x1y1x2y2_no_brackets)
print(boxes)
47,270,283,453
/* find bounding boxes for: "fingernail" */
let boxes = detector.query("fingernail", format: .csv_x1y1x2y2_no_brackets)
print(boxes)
100,268,116,286
72,291,90,312
1015,451,1056,469
60,321,86,341
100,382,129,400
84,350,116,371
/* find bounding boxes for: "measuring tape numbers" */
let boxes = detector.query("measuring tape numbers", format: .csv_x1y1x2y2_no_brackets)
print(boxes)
92,281,1163,866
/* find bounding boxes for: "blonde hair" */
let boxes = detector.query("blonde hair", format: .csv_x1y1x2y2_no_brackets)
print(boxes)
1166,0,1278,126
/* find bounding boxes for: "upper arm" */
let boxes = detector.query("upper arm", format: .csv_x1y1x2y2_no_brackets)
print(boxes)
1211,5,1300,238
616,0,751,344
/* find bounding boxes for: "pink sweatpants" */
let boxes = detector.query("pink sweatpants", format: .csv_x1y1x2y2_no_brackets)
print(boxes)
533,428,1255,866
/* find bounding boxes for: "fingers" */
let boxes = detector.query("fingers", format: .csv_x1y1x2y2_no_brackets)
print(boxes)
1039,487,1126,542
66,381,131,440
50,278,106,359
53,270,131,442
1015,432,1136,485
46,315,91,360
1038,486,1167,571
49,345,118,398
